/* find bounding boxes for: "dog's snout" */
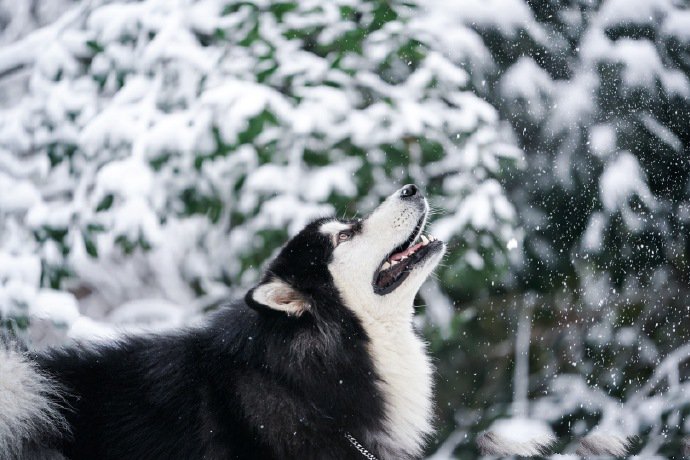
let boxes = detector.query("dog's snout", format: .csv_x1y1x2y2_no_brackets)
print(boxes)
399,184,418,198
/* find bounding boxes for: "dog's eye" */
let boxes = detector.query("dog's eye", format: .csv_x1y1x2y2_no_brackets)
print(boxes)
337,230,353,243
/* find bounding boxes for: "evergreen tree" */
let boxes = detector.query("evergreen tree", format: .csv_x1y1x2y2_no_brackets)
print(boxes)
0,0,516,348
426,0,690,456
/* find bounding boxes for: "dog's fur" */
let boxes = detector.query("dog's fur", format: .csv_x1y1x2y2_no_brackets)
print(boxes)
1,186,445,460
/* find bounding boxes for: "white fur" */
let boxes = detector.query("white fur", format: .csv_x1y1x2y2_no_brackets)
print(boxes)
326,189,444,459
0,347,66,458
319,221,351,238
576,432,632,457
359,315,434,459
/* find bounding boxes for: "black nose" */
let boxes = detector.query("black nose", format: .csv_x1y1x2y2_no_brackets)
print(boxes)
400,184,418,198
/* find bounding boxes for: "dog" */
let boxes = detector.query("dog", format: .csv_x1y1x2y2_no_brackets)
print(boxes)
0,184,445,460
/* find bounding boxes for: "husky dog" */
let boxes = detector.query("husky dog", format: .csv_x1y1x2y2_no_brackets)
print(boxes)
0,184,445,460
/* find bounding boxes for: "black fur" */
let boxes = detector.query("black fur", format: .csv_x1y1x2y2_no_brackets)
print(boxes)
24,218,387,460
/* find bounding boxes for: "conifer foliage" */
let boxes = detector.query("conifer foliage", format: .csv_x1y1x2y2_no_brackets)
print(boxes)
0,0,516,340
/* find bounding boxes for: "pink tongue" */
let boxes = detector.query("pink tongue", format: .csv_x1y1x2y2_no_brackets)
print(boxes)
390,241,424,261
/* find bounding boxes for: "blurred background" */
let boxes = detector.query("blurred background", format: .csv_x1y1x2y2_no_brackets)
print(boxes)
1,0,689,457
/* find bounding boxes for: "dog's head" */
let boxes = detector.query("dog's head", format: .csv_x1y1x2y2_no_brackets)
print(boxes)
246,185,445,321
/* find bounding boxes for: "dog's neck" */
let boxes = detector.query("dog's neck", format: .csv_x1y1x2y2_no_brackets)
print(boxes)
354,302,434,459
328,278,434,458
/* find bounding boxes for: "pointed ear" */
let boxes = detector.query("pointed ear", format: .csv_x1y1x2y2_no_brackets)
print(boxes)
246,278,310,317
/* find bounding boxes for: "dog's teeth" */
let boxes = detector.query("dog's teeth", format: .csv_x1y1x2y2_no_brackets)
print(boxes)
381,261,391,270
391,259,399,266
429,235,436,241
421,235,429,245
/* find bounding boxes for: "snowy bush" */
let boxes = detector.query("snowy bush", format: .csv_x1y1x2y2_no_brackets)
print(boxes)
0,0,517,345
424,0,690,456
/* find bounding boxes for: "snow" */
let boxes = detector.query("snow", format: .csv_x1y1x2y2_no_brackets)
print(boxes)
582,212,606,252
582,33,690,97
0,174,41,212
589,123,617,158
500,57,553,123
79,107,141,157
32,289,80,325
640,113,683,153
68,316,118,341
662,11,690,42
599,152,655,212
96,159,153,198
531,344,690,457
0,1,85,77
108,298,186,330
424,0,543,39
490,418,554,443
433,180,512,239
0,251,42,320
479,418,555,456
304,162,359,202
609,39,684,93
0,0,519,356
546,72,597,136
597,0,671,29
2,0,689,457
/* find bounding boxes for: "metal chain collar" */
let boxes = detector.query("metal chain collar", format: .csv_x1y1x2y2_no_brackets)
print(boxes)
344,432,380,460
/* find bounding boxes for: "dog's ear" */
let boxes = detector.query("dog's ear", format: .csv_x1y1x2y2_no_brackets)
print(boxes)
246,278,310,317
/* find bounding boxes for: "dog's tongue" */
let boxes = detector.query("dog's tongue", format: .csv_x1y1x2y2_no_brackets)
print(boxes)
390,241,424,261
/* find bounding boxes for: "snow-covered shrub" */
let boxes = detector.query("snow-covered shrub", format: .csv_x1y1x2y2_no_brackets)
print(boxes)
423,0,690,456
0,0,77,45
0,0,517,346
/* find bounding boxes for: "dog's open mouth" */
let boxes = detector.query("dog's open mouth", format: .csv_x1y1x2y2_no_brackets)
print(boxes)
373,220,443,295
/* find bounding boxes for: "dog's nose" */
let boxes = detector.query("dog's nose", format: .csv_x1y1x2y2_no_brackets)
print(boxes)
400,184,418,198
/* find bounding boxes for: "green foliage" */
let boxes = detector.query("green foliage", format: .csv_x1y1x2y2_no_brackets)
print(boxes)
0,0,516,346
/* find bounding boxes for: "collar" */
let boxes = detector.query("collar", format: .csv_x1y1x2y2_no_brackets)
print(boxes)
344,432,379,460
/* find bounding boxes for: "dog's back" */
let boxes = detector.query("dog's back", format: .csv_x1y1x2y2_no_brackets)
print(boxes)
2,303,377,460
35,334,213,459
2,307,276,460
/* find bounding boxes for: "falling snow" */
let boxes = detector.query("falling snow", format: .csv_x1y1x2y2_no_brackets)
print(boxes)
1,0,689,457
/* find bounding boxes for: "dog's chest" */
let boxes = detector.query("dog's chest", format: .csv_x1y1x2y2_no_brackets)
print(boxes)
365,322,433,457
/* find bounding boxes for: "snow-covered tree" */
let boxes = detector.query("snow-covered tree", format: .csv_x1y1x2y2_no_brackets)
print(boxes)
424,0,690,456
0,0,518,349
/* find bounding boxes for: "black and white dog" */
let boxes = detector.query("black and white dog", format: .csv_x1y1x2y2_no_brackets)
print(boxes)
0,184,445,460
